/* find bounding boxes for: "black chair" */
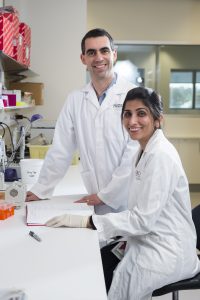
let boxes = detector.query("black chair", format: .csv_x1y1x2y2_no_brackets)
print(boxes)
152,204,200,299
152,272,200,299
192,204,200,251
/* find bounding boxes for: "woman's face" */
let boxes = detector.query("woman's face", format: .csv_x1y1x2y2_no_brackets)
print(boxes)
123,99,159,149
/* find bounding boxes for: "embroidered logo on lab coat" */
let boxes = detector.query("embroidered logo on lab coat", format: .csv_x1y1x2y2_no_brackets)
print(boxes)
113,103,122,110
135,170,141,180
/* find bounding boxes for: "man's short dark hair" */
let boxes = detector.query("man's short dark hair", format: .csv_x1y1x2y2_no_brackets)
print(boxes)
81,28,114,54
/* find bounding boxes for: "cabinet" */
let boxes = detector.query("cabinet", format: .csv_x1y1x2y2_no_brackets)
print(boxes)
169,138,200,184
164,115,200,185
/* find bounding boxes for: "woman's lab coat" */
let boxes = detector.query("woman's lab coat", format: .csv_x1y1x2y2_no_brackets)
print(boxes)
30,76,138,214
93,129,200,300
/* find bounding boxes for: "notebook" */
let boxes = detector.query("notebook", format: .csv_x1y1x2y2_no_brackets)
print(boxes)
26,200,93,226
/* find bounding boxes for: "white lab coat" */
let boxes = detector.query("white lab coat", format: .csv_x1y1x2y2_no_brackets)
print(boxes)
93,129,200,300
30,76,138,214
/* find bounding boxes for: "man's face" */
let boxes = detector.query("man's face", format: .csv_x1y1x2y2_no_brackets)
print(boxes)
80,36,117,81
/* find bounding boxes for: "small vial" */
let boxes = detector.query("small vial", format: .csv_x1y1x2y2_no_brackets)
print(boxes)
0,172,4,190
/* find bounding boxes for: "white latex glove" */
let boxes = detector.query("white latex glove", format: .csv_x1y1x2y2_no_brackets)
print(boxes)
45,214,90,228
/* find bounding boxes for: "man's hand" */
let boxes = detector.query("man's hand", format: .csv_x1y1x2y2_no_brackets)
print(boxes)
45,214,90,228
75,194,103,206
26,191,40,202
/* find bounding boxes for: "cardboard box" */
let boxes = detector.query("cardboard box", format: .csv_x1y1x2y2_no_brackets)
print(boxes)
9,82,44,105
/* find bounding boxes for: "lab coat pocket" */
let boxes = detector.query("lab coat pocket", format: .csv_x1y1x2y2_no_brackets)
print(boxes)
81,169,99,194
136,235,178,275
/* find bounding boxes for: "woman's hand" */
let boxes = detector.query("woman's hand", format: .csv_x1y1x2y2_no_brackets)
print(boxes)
26,191,40,202
75,194,103,206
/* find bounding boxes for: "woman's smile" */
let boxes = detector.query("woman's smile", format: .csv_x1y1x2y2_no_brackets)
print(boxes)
123,99,156,149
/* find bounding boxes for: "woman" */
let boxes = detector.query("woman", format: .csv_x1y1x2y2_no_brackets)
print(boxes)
46,87,200,300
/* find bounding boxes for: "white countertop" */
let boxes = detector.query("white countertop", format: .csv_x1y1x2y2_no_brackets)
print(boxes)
0,166,107,300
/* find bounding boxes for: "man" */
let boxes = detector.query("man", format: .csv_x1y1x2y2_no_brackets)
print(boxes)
26,28,138,215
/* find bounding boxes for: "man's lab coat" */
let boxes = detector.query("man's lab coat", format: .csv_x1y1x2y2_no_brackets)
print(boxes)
93,129,200,299
30,76,138,214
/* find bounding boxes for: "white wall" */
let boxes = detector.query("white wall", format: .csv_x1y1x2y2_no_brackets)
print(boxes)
88,0,200,44
4,0,87,120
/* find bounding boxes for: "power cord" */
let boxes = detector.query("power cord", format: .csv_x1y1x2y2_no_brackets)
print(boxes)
0,123,6,138
0,122,14,153
14,113,31,122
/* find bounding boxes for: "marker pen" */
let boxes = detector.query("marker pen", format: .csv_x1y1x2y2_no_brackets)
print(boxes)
29,230,42,242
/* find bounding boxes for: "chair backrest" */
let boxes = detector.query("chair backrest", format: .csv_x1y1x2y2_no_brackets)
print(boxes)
192,204,200,251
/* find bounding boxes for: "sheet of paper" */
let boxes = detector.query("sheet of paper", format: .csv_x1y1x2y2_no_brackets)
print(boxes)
26,200,93,226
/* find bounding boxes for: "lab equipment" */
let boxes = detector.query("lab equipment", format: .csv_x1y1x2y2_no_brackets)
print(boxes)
30,118,55,145
4,168,18,182
20,159,43,184
7,114,44,164
0,202,15,220
19,126,25,159
0,136,7,172
5,181,26,209
0,171,5,190
0,288,27,300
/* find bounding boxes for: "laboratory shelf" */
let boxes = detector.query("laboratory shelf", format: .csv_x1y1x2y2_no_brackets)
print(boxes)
0,104,35,111
0,51,28,73
0,51,38,81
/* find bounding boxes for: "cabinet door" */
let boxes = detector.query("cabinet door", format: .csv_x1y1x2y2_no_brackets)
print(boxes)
169,138,200,184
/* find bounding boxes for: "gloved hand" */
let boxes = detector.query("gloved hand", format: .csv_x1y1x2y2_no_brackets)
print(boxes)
45,214,90,228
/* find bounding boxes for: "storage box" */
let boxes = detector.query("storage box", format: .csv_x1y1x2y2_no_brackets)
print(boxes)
3,89,21,103
9,82,44,105
13,29,24,64
19,22,31,66
0,6,19,58
28,144,79,165
28,145,50,159
2,93,16,106
0,10,14,56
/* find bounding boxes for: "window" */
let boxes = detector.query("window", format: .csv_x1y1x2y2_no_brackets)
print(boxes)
195,72,200,108
170,70,200,109
115,44,200,114
170,71,193,109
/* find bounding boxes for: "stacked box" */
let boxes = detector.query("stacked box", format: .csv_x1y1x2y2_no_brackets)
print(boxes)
0,6,19,58
19,22,31,66
13,28,24,64
0,7,31,66
0,8,14,56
